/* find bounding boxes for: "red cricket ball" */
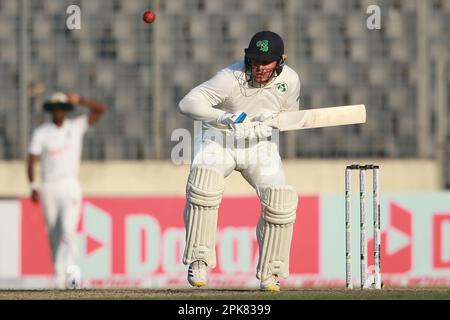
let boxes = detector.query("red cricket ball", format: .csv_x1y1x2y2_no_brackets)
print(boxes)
143,10,156,24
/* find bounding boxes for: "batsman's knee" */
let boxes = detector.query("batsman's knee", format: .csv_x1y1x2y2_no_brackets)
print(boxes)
186,166,225,208
259,186,298,225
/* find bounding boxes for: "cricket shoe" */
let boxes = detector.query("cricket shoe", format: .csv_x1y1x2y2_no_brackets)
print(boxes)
65,265,82,290
260,275,280,292
188,260,208,288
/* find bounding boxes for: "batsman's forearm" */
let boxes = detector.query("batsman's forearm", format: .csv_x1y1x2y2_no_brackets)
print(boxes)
80,97,107,114
179,93,225,124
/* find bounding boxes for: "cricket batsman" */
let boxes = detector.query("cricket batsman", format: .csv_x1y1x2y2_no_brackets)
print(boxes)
179,31,301,291
27,92,106,289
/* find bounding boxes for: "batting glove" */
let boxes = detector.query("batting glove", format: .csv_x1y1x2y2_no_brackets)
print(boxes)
218,111,249,127
253,123,273,139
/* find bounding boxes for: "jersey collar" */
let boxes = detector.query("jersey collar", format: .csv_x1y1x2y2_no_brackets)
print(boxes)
50,119,69,130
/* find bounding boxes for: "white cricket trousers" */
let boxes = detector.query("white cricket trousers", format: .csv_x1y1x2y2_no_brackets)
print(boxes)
40,177,82,282
191,136,287,194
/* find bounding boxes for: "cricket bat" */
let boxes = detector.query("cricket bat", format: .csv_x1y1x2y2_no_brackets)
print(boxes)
262,104,366,131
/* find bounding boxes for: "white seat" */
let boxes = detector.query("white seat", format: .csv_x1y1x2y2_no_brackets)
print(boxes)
57,65,77,88
124,115,145,138
32,19,52,40
36,42,55,62
190,15,208,39
157,40,174,63
350,89,369,108
351,40,369,62
267,14,283,34
228,17,245,38
165,0,186,13
43,0,65,13
322,0,342,14
193,40,210,62
368,63,387,85
115,89,136,112
346,15,368,38
242,1,262,14
0,1,17,14
311,88,327,107
113,16,134,39
385,11,403,38
104,137,124,159
308,19,328,39
390,41,409,62
328,65,348,85
119,1,141,13
0,19,15,40
232,39,248,61
117,40,136,63
389,90,407,111
96,66,115,89
173,65,194,86
80,0,102,13
312,41,331,63
79,42,95,63
427,17,442,38
0,45,16,64
205,0,223,13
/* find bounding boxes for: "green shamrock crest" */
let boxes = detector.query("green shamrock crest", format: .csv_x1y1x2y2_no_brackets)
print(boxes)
256,40,269,52
275,83,288,94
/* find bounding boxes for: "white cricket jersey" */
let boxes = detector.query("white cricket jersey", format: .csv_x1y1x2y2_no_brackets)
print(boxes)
179,60,301,130
29,115,89,182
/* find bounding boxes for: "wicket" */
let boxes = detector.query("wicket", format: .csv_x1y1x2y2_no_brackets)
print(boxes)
345,164,382,289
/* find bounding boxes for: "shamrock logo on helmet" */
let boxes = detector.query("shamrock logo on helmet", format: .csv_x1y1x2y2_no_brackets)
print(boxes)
256,40,269,53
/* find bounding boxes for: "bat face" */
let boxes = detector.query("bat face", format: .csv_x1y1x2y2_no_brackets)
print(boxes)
263,104,366,132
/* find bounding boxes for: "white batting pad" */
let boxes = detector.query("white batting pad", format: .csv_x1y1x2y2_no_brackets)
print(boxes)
256,186,298,281
183,166,224,268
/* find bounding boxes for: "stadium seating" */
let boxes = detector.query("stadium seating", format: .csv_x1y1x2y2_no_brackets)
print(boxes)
0,0,448,179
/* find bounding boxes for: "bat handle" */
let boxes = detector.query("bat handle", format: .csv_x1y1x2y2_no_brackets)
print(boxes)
261,119,279,129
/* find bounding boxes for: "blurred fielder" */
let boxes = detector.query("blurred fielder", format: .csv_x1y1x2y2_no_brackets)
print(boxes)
179,31,300,291
27,92,106,289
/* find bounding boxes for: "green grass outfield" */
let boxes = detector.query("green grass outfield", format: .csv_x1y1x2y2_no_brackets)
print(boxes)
0,288,449,300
